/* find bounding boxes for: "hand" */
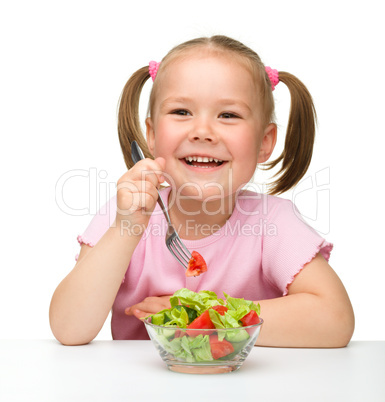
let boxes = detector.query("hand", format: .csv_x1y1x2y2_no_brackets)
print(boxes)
124,295,172,320
115,157,166,231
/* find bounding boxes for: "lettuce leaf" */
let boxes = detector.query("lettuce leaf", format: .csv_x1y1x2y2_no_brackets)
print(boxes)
224,292,261,316
151,311,167,326
224,328,250,343
155,333,213,363
164,306,189,328
208,309,225,329
148,305,197,328
190,335,213,361
174,305,198,324
225,306,250,323
170,288,224,314
198,290,225,308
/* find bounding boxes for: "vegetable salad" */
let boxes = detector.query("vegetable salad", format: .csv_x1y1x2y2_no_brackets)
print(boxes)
146,288,261,363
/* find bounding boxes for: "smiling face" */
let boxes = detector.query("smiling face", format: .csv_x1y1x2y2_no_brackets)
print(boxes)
146,49,276,202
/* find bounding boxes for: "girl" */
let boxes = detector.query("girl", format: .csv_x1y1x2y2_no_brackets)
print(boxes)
49,35,354,347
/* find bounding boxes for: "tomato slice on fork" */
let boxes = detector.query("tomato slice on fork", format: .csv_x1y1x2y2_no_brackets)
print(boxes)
185,251,208,277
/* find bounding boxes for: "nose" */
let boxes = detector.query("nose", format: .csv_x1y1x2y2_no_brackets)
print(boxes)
188,117,218,143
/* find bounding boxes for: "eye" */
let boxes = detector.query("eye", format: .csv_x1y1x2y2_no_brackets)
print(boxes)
171,109,191,116
219,112,239,119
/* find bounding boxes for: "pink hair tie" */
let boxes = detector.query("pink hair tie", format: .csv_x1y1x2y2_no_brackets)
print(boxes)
149,61,160,81
265,66,279,91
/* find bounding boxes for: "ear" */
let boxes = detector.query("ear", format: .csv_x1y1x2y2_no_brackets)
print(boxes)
258,123,277,163
145,117,155,156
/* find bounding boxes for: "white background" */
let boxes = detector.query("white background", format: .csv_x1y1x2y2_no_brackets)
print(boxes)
1,0,384,341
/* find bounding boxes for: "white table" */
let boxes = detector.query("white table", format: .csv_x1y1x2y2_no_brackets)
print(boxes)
0,340,384,401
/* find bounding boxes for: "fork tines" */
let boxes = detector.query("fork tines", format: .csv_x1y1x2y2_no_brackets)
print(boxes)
167,236,191,269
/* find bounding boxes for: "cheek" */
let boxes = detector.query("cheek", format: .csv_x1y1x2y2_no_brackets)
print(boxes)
152,139,172,160
150,122,169,158
152,120,183,157
232,134,259,179
233,131,259,160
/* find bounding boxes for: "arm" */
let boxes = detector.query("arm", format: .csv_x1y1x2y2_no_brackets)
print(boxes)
255,253,355,348
49,157,165,346
49,227,141,346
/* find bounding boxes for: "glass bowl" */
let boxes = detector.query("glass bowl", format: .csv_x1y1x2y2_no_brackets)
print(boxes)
144,317,263,374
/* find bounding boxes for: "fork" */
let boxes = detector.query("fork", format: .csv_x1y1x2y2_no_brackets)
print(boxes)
130,141,192,270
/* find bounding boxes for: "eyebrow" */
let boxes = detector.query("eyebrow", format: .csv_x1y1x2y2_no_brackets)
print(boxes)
160,97,191,108
216,98,252,112
160,97,252,112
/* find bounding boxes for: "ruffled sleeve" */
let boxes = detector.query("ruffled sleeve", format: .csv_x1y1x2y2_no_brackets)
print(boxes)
262,198,333,296
76,196,117,251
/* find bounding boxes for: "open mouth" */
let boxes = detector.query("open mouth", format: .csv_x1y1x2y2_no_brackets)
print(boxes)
183,156,225,169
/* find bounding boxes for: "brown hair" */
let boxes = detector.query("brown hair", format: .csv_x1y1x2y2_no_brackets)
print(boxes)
117,35,316,195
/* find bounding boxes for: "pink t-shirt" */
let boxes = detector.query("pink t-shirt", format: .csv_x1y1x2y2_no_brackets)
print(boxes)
77,187,332,340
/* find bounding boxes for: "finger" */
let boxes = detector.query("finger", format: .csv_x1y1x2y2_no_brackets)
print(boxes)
124,307,149,320
125,298,168,317
126,300,157,314
132,309,149,320
117,181,159,215
117,177,158,197
125,306,151,319
131,159,165,188
124,307,132,316
118,160,162,189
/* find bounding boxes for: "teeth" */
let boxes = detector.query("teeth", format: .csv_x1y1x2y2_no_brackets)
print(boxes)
184,156,223,163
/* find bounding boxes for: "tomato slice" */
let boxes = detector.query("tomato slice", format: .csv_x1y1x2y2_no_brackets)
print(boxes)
185,251,208,277
240,310,260,326
185,305,228,337
211,305,228,316
209,335,234,359
186,310,215,337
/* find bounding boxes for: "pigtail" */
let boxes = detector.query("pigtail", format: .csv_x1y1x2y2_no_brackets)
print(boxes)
117,66,153,169
264,71,317,195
